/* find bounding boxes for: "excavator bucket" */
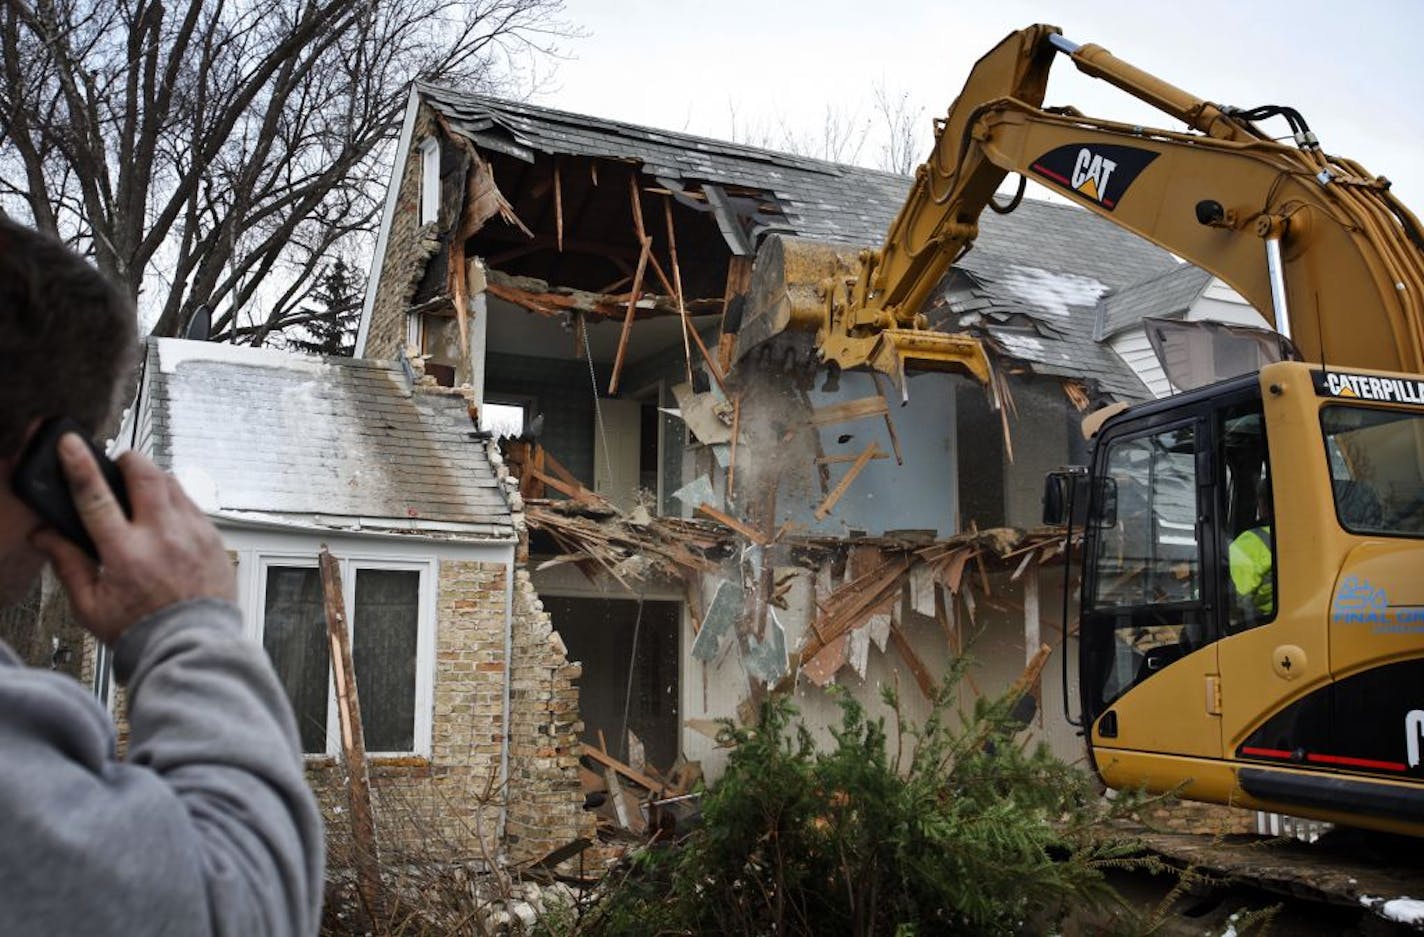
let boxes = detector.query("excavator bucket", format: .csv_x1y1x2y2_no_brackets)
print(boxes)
734,235,856,362
734,234,995,394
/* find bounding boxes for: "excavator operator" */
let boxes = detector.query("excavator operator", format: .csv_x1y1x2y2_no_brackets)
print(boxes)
1228,479,1275,623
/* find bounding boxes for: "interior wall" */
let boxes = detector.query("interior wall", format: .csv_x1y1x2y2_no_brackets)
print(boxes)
485,351,594,485
676,558,1088,783
956,380,1007,529
1002,377,1076,530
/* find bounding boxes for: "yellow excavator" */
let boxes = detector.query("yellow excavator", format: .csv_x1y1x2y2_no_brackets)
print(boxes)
738,25,1424,835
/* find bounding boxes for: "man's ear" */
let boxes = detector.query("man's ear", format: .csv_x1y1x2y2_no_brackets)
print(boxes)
2,417,49,477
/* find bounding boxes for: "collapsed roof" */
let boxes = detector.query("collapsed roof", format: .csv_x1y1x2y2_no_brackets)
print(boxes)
386,87,1191,402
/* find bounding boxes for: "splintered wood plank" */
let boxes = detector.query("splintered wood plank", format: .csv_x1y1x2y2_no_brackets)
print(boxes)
666,199,729,393
524,465,602,506
608,235,651,395
319,548,383,917
664,195,695,385
799,556,910,665
554,159,564,252
809,396,889,426
938,547,972,594
696,502,768,545
584,743,664,795
540,447,585,490
889,624,937,702
802,633,849,686
814,444,881,520
604,768,631,829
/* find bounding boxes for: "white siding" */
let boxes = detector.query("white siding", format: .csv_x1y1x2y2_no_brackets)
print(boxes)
1110,331,1172,398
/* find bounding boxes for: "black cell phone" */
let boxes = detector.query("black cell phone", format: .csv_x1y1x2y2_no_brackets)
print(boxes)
12,416,131,560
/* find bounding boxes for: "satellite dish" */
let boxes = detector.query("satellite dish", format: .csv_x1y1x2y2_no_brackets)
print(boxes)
182,303,211,341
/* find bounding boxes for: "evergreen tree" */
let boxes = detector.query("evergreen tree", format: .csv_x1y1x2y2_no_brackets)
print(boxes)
286,258,363,357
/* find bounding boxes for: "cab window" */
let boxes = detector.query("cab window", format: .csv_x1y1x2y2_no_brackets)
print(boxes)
1321,405,1424,537
1219,403,1275,632
1090,424,1199,610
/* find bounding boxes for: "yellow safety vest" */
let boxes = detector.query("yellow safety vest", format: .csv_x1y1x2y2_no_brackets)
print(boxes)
1229,525,1274,614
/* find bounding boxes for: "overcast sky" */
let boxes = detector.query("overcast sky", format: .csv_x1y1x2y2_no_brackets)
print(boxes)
534,0,1424,211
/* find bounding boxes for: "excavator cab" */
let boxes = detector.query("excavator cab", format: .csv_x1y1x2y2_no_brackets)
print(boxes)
1058,362,1424,834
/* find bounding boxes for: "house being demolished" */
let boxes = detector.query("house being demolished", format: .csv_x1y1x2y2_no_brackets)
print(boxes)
347,85,1272,846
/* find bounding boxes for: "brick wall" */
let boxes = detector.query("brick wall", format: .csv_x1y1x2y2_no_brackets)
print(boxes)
503,567,596,860
365,108,440,362
311,557,591,868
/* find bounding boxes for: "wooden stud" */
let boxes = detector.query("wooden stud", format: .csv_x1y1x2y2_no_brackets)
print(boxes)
608,235,651,395
319,548,383,919
814,444,881,520
554,159,564,253
662,196,727,393
664,196,695,385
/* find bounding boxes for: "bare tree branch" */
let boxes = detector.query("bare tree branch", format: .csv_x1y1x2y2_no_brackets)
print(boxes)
0,0,578,345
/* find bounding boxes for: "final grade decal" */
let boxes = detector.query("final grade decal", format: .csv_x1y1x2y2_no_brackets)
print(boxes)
1029,143,1159,211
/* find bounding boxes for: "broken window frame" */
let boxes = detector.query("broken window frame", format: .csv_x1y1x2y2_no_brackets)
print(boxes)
248,552,437,759
481,392,536,439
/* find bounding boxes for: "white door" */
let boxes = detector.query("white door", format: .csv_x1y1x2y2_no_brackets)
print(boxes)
594,397,642,512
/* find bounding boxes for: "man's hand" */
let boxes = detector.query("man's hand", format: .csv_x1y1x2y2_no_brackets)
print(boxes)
31,434,236,644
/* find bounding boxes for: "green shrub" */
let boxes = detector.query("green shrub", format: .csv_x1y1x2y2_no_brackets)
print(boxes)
572,666,1152,937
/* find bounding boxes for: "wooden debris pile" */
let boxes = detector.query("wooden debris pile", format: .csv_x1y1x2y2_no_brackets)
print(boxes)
525,499,728,586
794,526,1071,700
503,439,729,585
579,732,703,843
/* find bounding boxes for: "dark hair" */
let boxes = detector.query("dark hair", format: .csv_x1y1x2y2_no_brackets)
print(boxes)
0,215,138,456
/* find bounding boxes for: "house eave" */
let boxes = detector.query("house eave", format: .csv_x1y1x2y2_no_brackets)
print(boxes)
211,508,517,544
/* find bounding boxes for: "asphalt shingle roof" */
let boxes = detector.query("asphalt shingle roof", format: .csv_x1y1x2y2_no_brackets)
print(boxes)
1093,264,1212,341
141,339,513,537
417,88,1183,400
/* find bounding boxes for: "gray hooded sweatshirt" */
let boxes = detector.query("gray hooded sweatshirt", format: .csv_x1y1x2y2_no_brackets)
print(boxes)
0,599,324,936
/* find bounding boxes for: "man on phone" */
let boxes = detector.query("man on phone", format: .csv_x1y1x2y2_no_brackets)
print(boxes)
0,215,323,935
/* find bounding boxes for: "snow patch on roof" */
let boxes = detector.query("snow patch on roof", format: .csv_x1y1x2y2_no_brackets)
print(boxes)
992,331,1046,360
1000,266,1108,318
156,337,329,375
1362,896,1424,925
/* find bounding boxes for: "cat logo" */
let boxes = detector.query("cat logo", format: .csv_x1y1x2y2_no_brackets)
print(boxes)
1071,150,1117,203
1030,143,1159,212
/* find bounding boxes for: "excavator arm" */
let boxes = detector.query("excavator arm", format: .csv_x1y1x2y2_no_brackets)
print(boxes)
741,25,1424,385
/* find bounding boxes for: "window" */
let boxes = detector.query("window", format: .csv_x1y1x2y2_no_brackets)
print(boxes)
258,557,433,756
480,398,529,439
419,137,440,226
1219,403,1275,631
1091,424,1200,610
1322,405,1424,537
1084,422,1205,713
